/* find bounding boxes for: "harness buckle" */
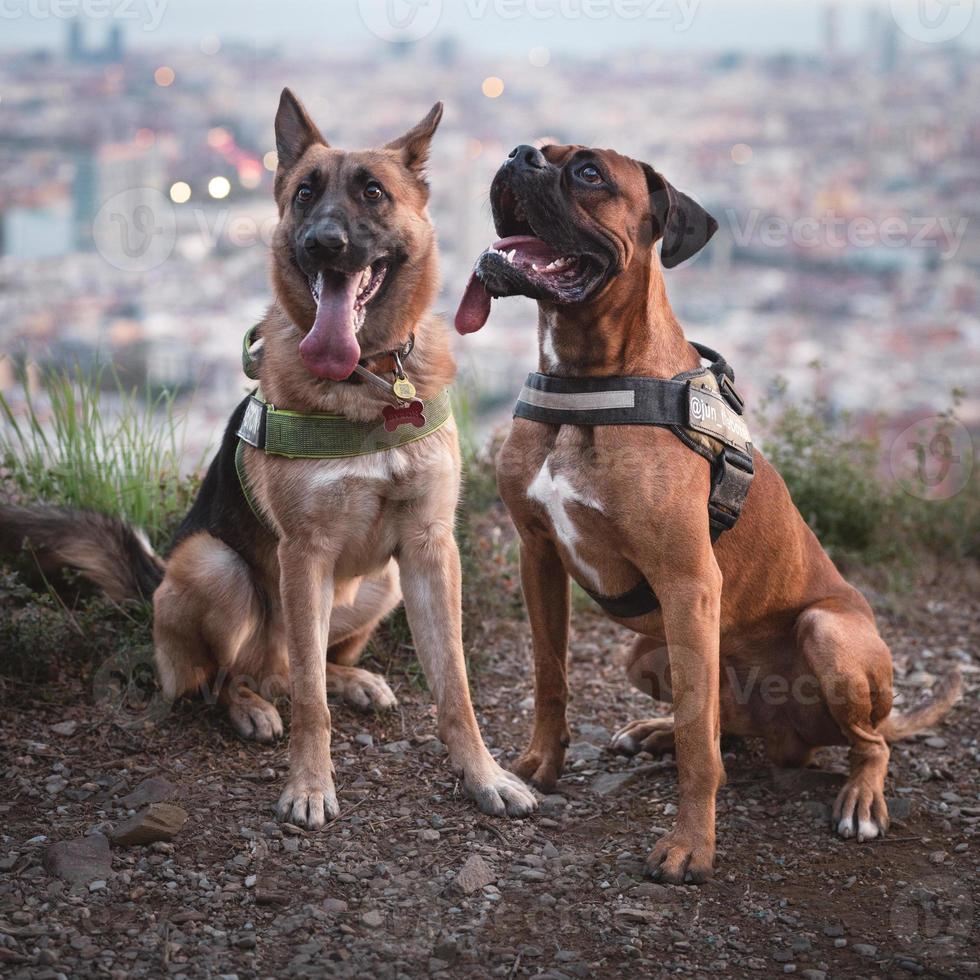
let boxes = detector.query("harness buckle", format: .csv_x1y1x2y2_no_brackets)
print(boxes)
718,373,745,415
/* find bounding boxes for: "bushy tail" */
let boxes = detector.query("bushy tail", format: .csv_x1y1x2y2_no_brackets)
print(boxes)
878,668,963,743
0,504,165,602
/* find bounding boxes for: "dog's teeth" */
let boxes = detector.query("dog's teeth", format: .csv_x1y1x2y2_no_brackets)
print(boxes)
506,249,517,264
532,263,540,271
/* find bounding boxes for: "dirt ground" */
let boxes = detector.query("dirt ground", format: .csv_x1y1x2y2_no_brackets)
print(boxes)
1,560,978,979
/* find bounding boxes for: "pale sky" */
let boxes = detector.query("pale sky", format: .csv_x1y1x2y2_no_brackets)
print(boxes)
0,0,977,53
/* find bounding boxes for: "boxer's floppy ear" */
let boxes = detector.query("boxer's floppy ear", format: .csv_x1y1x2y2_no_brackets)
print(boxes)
275,88,328,172
641,163,718,268
386,102,444,178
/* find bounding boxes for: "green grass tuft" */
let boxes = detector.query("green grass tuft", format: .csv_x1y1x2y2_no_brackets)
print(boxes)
0,361,197,549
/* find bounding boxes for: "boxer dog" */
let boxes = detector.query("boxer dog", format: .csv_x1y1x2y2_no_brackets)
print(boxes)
455,142,961,883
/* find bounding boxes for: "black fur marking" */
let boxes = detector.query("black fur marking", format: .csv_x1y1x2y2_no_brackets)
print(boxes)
172,396,276,565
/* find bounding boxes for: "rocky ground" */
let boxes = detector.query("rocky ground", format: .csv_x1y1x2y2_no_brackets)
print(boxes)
1,562,978,979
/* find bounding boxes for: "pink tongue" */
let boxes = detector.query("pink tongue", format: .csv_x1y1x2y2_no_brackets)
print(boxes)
299,273,362,380
455,268,492,334
454,235,562,335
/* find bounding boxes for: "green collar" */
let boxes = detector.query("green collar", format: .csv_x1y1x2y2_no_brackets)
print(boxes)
236,389,452,460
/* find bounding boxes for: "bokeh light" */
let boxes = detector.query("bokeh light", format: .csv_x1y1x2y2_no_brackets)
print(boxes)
208,176,231,199
169,181,192,204
154,66,175,87
482,76,505,99
731,143,754,165
529,46,550,67
263,150,278,172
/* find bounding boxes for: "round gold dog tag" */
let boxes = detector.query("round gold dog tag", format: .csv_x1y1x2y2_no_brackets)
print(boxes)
393,377,417,401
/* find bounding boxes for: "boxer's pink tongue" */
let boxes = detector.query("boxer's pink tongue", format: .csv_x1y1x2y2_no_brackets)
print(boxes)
299,272,362,380
455,268,492,334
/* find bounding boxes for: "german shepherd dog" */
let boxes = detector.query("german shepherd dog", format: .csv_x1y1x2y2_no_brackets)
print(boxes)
0,90,536,829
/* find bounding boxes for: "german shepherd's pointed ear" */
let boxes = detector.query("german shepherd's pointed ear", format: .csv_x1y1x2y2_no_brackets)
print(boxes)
275,88,327,172
385,102,444,180
641,162,718,268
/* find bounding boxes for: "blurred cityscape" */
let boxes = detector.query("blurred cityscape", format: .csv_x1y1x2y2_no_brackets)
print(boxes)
1,3,978,460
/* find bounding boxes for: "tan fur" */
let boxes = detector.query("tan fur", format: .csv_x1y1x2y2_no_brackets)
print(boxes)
495,144,960,883
154,91,535,828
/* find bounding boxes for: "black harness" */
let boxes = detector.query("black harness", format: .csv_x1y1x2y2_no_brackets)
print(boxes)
513,342,754,618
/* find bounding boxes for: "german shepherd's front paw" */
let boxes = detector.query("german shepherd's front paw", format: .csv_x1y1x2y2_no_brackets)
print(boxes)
276,777,340,830
511,747,564,792
647,827,715,885
465,763,538,818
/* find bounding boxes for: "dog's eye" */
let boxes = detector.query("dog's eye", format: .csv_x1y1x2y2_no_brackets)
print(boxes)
578,164,603,185
364,180,385,201
295,184,314,205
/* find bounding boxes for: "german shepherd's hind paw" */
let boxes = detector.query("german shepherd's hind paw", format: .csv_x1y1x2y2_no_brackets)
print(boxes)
611,717,675,756
276,778,340,830
228,692,284,743
326,663,398,712
466,764,538,818
833,781,889,842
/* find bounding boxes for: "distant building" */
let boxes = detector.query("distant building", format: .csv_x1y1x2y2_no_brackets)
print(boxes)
823,3,839,60
65,20,124,64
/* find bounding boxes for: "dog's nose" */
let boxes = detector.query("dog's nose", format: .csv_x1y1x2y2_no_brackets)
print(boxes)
304,221,348,254
508,144,546,171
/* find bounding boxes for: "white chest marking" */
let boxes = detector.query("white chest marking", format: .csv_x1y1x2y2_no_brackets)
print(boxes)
541,314,560,371
528,460,603,588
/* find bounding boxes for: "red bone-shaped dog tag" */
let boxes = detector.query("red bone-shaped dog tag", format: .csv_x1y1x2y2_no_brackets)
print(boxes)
382,400,426,432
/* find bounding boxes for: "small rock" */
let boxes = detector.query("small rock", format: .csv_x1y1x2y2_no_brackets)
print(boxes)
383,740,411,754
361,909,384,928
566,742,602,763
355,733,374,748
419,829,440,843
323,898,348,913
592,772,638,797
110,803,188,847
88,879,107,892
50,721,78,737
44,834,111,884
244,875,257,888
119,776,176,810
924,736,947,749
853,944,877,957
454,854,496,895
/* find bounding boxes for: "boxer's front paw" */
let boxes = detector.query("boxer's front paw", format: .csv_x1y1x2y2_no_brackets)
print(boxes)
276,774,339,830
647,826,715,885
833,779,889,842
511,741,566,792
